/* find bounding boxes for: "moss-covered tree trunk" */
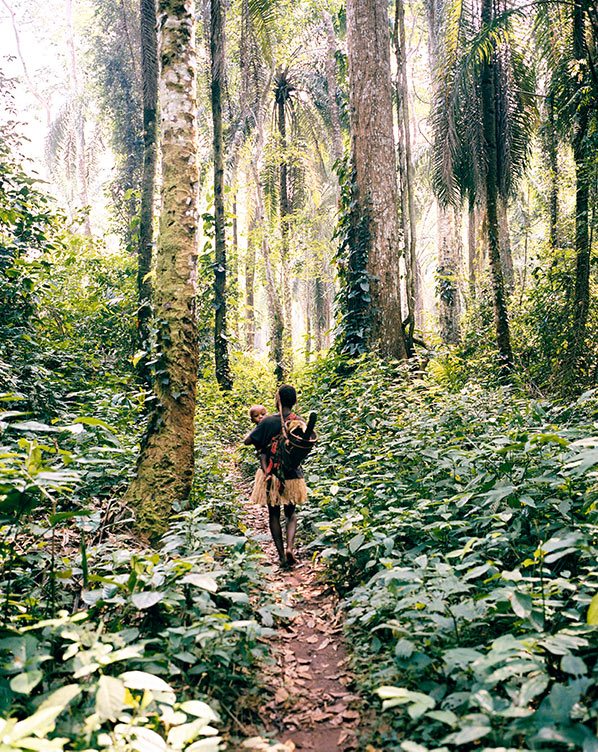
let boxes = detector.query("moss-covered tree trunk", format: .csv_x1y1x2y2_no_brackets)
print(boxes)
480,0,513,379
211,0,232,390
137,0,158,386
124,0,200,540
346,0,407,360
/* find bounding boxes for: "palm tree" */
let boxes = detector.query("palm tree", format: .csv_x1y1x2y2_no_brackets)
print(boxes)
432,0,536,378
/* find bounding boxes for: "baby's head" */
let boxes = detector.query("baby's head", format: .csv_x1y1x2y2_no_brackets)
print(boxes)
249,404,267,425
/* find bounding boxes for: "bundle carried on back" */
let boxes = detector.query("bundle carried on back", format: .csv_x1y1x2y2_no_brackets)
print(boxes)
267,410,318,489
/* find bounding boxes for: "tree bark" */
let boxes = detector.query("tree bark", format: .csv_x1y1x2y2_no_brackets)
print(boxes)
498,196,514,293
480,0,513,379
346,0,407,360
568,2,590,374
467,204,477,294
124,0,200,540
545,93,559,247
65,0,92,236
276,75,294,373
322,10,343,165
137,0,158,386
437,204,462,345
245,212,257,350
211,0,233,390
394,0,418,348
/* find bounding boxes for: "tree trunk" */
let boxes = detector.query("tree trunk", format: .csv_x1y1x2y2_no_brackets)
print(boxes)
480,0,513,379
437,203,462,345
346,0,407,360
65,0,92,236
276,82,294,373
568,2,590,374
124,0,200,540
467,204,477,294
545,93,559,247
394,0,418,349
137,0,158,386
245,212,257,350
322,10,343,165
211,0,233,390
251,151,284,380
498,196,514,293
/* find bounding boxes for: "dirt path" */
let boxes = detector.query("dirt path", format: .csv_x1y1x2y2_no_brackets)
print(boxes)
233,468,362,752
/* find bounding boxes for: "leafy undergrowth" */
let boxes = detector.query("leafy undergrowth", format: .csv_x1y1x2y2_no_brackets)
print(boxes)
296,354,598,752
0,354,279,751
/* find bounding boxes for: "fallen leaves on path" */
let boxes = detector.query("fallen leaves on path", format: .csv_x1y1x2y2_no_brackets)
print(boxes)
240,493,362,752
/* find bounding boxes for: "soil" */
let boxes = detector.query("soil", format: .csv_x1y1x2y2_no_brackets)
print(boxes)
233,469,363,752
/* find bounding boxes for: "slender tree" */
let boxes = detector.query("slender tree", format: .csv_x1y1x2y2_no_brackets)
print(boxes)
65,0,92,236
426,0,462,344
345,0,408,360
394,0,419,348
211,0,233,389
124,0,200,539
137,0,158,385
568,0,591,372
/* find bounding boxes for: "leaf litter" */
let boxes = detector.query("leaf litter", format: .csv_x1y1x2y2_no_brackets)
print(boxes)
235,470,362,752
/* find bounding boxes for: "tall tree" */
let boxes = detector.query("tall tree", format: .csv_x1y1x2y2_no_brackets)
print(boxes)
273,66,295,373
65,0,92,236
394,0,419,348
211,0,233,390
568,0,591,373
137,0,158,385
345,0,407,360
426,0,462,345
124,0,200,539
322,10,343,166
432,0,536,377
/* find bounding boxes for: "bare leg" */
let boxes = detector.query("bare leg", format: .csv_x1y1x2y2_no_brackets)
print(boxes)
268,504,286,564
284,503,297,563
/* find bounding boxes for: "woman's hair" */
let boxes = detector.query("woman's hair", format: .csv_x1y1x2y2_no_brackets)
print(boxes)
277,384,297,408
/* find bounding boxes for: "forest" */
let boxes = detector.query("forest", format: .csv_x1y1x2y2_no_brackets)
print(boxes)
0,0,597,749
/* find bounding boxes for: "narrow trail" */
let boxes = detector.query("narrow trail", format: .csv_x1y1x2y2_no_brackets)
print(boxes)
232,462,362,752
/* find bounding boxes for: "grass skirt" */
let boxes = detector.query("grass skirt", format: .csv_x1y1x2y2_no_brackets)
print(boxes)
250,468,307,508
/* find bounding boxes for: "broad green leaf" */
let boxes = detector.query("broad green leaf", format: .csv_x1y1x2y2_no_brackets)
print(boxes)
519,675,548,705
179,701,219,722
180,574,218,592
560,654,587,676
123,726,167,751
451,725,491,745
348,533,365,553
587,593,598,625
95,675,126,721
510,591,532,618
73,416,116,433
120,671,173,693
167,718,210,748
185,739,221,752
10,670,43,695
131,591,164,609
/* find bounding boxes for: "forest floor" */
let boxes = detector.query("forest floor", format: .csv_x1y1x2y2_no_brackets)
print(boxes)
231,464,366,752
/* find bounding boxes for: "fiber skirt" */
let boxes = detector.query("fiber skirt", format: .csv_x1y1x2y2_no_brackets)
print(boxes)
250,468,307,508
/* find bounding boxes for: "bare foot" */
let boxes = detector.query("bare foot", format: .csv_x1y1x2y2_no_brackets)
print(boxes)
286,550,297,566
